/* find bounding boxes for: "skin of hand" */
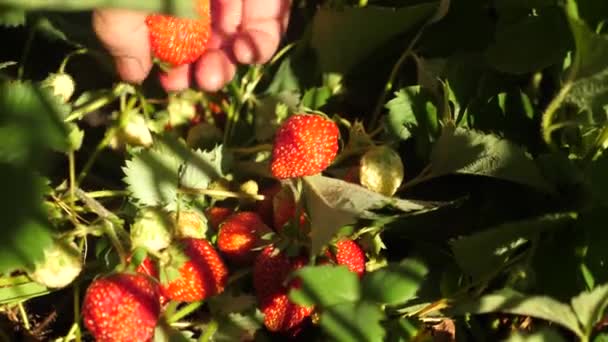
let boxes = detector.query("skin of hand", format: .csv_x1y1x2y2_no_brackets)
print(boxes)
92,0,291,92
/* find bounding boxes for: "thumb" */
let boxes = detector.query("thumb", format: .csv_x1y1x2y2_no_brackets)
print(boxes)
92,9,152,84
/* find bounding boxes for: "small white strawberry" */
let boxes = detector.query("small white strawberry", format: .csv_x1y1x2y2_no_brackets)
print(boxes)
29,240,82,288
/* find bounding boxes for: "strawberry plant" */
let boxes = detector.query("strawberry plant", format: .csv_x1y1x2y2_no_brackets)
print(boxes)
1,0,608,341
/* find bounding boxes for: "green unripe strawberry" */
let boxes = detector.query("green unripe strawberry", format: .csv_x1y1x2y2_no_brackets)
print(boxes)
130,207,173,252
29,240,82,288
172,210,208,239
110,111,154,149
359,146,404,196
42,72,75,102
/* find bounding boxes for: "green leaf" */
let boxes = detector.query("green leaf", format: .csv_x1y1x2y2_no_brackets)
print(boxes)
254,91,300,142
0,81,69,166
385,86,438,141
208,292,257,316
0,6,24,27
123,140,227,209
301,86,332,110
311,4,438,74
0,0,203,17
289,265,361,307
485,8,571,74
0,165,54,274
448,288,584,338
302,175,431,255
571,283,608,335
564,18,608,115
450,213,575,280
504,328,567,342
319,301,385,342
0,280,49,305
214,312,261,342
430,127,554,192
153,320,194,342
362,259,428,306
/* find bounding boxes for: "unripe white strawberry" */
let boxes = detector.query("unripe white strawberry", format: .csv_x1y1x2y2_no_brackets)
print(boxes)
42,72,75,102
110,112,153,149
29,240,82,288
172,211,208,239
359,146,404,196
130,208,173,252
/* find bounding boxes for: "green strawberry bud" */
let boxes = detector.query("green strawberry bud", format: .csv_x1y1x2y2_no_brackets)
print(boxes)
110,111,153,149
29,240,82,288
130,208,173,252
42,72,75,102
359,146,404,196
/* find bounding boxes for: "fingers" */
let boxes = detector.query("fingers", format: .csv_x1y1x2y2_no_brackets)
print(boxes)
212,0,242,37
158,0,292,92
195,50,237,92
92,9,152,84
233,21,282,64
242,0,291,22
160,50,236,93
234,0,291,64
159,64,191,92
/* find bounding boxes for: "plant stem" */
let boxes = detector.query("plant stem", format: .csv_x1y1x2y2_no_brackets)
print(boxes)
73,283,81,342
102,220,127,264
76,128,115,185
65,83,133,122
86,190,130,199
68,151,76,207
63,322,78,342
179,187,265,201
18,302,30,331
227,144,273,154
369,24,428,130
540,82,573,147
168,302,203,324
59,48,88,74
18,19,38,80
198,319,218,342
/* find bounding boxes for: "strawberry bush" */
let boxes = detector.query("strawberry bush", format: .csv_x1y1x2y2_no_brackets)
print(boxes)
1,0,608,341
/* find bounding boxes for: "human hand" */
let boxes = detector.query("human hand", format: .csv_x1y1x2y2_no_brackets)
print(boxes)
92,0,291,92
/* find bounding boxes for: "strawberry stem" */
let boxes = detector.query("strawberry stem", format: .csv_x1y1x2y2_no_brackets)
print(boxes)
72,282,82,342
199,319,218,342
17,302,30,331
58,48,88,74
167,301,203,324
179,187,265,201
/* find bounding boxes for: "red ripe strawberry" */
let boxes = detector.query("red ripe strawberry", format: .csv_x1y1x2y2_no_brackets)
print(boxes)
273,186,307,232
145,0,211,66
270,114,340,179
205,206,233,231
262,292,313,334
161,238,228,302
82,273,161,342
328,239,366,277
253,246,313,333
133,257,170,306
217,212,271,264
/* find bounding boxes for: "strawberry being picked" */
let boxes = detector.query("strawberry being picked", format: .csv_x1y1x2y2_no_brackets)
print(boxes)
82,273,162,342
253,246,314,333
270,114,340,179
161,238,228,302
145,0,211,66
217,211,272,264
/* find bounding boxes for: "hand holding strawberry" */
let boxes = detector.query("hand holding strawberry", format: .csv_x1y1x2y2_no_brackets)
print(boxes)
92,1,291,92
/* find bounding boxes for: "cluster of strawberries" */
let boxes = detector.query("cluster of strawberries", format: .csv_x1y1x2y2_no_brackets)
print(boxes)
81,113,367,340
